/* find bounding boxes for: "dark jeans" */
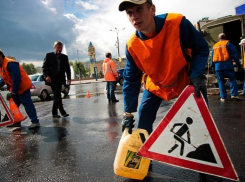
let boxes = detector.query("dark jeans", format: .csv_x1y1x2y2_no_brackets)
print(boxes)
51,77,66,116
12,90,39,123
106,81,117,101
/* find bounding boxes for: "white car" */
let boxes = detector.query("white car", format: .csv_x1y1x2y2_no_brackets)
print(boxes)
29,74,69,101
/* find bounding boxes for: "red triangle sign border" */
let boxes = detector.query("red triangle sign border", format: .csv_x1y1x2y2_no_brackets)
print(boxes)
137,86,239,181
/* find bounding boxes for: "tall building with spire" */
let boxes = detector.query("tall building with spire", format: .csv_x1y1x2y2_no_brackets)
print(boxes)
88,42,96,75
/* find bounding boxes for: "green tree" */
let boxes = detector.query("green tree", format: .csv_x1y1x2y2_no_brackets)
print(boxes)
73,60,87,78
69,61,73,66
21,63,37,75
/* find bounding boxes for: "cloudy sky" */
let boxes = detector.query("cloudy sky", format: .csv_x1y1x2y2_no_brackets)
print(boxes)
0,0,244,67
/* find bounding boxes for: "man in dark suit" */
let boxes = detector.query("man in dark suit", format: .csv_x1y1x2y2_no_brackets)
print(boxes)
42,41,71,118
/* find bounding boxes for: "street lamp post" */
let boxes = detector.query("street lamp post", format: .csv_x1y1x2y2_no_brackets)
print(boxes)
77,50,81,83
110,27,125,68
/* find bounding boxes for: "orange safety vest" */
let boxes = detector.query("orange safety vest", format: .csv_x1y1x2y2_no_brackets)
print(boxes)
127,13,190,101
102,58,118,81
212,40,230,62
0,57,32,94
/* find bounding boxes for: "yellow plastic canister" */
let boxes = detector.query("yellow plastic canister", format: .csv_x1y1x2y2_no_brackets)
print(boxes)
114,128,151,180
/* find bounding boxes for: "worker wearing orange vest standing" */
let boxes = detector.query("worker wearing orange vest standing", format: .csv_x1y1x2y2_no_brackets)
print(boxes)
0,49,40,129
102,53,119,102
211,33,242,101
239,38,245,96
119,0,209,135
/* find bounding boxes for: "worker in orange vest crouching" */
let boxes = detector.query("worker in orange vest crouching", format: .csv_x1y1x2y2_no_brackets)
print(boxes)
0,49,40,129
103,52,119,103
118,0,209,135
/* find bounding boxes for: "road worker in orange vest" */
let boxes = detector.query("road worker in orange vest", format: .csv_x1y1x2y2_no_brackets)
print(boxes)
119,0,209,135
0,49,40,129
102,52,119,102
239,38,245,96
211,33,242,102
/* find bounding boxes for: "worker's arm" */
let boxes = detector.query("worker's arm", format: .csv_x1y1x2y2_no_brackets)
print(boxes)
227,42,241,66
110,61,118,78
42,53,50,78
7,62,21,94
170,123,182,132
210,50,214,67
180,18,209,78
123,46,142,113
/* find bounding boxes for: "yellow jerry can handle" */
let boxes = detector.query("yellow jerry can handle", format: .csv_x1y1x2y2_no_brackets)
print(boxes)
122,128,149,142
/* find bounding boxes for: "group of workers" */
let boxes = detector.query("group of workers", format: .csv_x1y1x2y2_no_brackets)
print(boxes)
0,0,245,138
0,41,71,129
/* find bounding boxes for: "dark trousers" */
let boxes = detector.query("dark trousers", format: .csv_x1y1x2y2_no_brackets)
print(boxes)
216,69,238,99
106,81,117,101
12,90,39,123
51,78,66,116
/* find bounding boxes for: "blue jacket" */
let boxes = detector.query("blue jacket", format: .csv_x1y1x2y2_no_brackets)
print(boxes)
0,62,21,93
211,41,240,71
123,14,209,113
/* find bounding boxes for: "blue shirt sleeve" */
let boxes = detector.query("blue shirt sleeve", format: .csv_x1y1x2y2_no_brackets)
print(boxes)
227,42,240,66
123,46,142,113
7,62,21,93
180,18,209,78
210,50,214,67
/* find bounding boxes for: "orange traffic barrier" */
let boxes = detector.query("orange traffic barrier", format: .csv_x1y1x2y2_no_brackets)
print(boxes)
86,91,90,98
9,98,27,123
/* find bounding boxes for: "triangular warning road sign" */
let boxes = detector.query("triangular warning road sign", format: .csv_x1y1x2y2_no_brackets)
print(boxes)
0,93,14,128
138,86,238,181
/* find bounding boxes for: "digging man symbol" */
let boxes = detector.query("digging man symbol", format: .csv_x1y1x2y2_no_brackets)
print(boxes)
168,117,193,156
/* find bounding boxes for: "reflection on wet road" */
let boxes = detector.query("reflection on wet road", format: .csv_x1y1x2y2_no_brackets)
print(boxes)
0,82,244,181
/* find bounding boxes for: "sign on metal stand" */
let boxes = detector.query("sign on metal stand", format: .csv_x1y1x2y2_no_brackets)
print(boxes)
138,86,239,181
0,93,14,127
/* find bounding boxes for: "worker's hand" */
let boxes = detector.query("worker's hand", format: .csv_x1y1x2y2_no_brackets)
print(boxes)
190,77,207,98
67,80,71,86
46,76,51,83
6,92,16,101
122,112,135,134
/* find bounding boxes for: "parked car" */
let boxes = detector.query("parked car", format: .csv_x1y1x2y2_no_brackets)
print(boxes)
29,74,70,101
117,68,124,86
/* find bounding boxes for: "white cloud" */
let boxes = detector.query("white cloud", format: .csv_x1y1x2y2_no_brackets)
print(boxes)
1,0,244,66
75,1,99,10
64,13,83,24
41,0,57,14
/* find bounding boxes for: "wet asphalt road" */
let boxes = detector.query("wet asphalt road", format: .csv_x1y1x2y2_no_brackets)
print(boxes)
0,82,244,182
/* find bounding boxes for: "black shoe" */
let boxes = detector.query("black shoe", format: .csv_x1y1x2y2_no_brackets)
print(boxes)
62,113,69,117
53,115,61,118
7,123,21,127
111,100,119,102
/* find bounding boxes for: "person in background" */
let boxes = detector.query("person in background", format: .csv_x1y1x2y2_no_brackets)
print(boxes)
239,38,245,96
0,49,40,129
42,41,71,118
102,52,119,103
211,33,241,101
118,0,209,135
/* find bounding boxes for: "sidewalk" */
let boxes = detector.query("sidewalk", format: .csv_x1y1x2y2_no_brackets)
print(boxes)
71,78,106,85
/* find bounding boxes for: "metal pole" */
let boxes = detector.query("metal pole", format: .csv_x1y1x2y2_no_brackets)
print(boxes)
117,31,121,69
